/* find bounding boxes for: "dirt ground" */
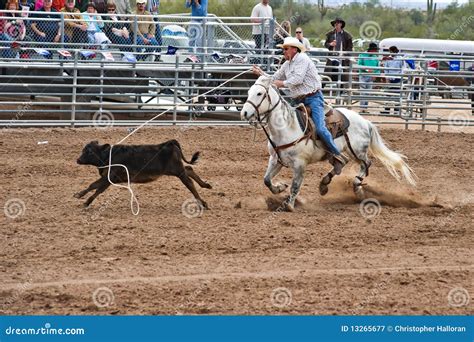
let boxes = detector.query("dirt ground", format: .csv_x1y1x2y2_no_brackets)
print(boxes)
0,125,472,315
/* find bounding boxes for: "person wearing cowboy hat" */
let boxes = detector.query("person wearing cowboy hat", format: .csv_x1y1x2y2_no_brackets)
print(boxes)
357,42,380,113
253,36,348,173
324,17,353,84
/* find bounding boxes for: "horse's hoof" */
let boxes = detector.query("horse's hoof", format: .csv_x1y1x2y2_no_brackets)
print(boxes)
353,185,365,201
277,183,289,193
319,183,329,196
285,203,295,212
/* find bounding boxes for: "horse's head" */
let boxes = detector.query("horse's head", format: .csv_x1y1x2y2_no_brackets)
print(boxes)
241,76,274,123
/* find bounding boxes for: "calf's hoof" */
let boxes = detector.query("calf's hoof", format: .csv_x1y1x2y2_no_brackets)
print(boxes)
201,201,209,210
73,192,83,199
204,183,212,189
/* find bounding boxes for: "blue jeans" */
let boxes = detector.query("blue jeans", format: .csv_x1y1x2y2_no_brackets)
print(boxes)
137,35,159,53
359,74,373,109
301,91,340,155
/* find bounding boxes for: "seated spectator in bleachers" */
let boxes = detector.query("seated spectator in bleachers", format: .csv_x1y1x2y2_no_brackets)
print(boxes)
94,0,106,13
273,20,290,53
19,0,34,11
34,0,43,10
1,0,27,57
113,0,130,16
61,0,88,45
30,0,61,49
146,0,161,53
82,2,110,48
52,0,63,11
103,1,131,50
132,0,158,59
295,27,311,51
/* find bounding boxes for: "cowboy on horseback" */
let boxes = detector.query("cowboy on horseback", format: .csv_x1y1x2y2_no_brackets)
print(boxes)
252,36,348,173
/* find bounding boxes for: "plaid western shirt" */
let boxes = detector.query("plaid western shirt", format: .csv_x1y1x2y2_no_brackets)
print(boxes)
271,52,322,99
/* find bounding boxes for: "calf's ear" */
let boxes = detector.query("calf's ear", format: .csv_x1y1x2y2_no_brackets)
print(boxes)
90,140,99,145
101,143,111,150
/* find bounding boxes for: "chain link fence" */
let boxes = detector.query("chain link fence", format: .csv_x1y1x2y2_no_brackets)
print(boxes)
0,12,473,129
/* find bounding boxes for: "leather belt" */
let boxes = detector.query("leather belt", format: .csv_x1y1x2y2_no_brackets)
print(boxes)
295,90,319,101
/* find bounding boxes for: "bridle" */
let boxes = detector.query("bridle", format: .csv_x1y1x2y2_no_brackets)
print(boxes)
244,83,281,127
244,81,314,167
244,83,289,166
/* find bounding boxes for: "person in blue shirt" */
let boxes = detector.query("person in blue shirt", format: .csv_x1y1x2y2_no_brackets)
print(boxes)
382,45,404,114
185,0,208,51
185,0,207,18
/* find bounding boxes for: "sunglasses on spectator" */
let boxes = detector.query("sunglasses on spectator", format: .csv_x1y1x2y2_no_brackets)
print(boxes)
295,31,302,33
107,7,115,10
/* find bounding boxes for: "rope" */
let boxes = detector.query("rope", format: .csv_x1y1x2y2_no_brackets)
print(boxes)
98,68,253,215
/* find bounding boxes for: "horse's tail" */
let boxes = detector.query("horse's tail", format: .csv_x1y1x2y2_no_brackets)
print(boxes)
369,124,417,186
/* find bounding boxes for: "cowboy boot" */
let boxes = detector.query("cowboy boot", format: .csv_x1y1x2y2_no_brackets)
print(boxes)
329,153,349,175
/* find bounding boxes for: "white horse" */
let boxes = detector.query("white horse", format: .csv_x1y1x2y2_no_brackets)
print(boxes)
240,76,416,211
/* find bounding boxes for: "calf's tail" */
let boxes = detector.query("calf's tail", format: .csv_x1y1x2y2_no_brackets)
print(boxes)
170,139,200,165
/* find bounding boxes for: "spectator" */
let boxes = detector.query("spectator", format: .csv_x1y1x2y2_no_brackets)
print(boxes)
1,0,26,58
61,0,88,45
113,0,129,16
74,0,88,12
31,0,61,50
185,0,208,50
383,45,403,83
104,1,131,50
357,42,380,113
34,0,43,10
147,0,160,53
382,45,403,114
295,27,310,51
251,0,272,53
324,17,353,83
185,0,207,18
52,0,64,11
273,20,290,50
19,0,34,11
133,0,158,59
82,2,110,47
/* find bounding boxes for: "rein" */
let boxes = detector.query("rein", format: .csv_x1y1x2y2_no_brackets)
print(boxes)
245,83,310,167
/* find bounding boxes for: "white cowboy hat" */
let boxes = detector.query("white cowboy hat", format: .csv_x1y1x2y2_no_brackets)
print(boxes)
276,36,306,53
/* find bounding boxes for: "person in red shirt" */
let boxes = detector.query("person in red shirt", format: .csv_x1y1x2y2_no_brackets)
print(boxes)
52,0,64,11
